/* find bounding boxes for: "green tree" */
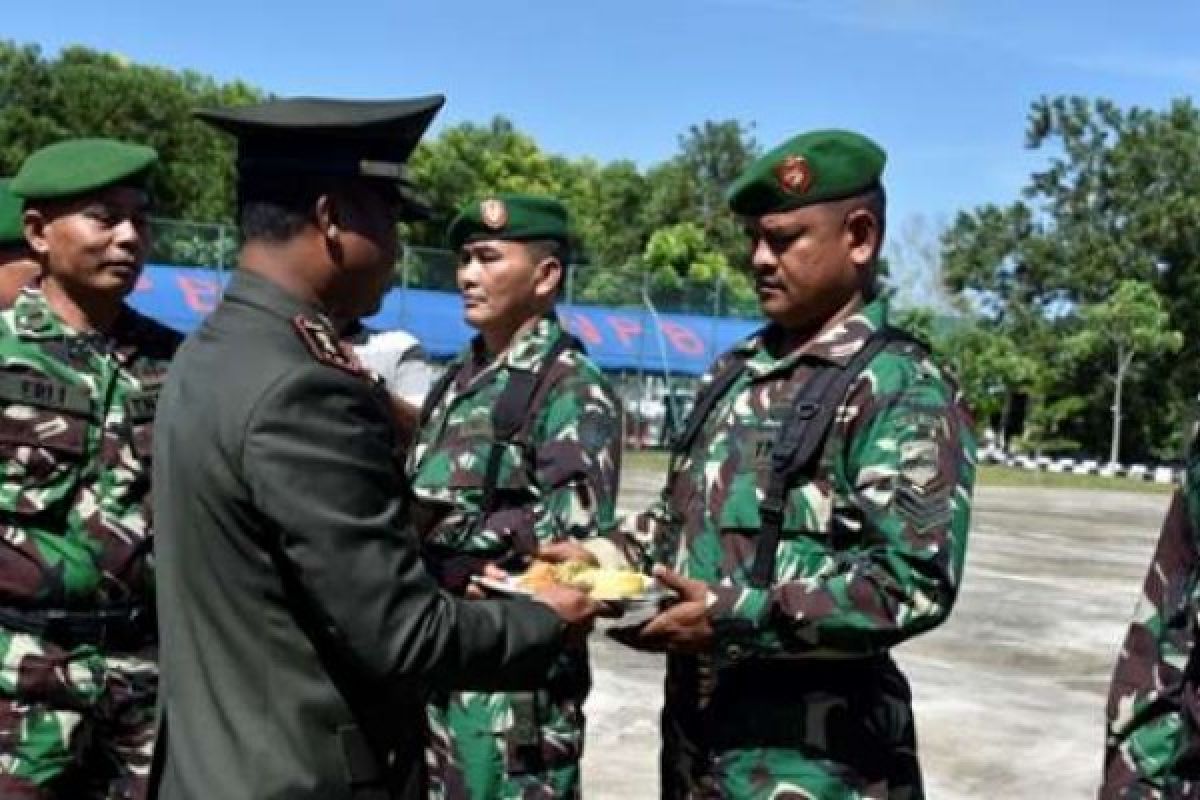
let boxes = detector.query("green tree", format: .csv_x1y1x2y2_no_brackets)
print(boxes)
638,222,754,314
0,41,262,223
406,116,573,249
1065,281,1183,464
643,120,759,271
943,95,1200,459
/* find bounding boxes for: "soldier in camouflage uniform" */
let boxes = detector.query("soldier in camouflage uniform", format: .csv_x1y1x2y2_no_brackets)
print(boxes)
0,139,180,799
407,194,622,800
1101,432,1200,797
615,131,976,799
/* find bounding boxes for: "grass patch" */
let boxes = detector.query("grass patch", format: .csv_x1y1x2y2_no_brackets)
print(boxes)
623,449,1175,494
976,465,1174,494
625,449,671,473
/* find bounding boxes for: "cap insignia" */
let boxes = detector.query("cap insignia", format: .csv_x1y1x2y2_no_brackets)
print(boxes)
775,155,813,196
480,198,508,230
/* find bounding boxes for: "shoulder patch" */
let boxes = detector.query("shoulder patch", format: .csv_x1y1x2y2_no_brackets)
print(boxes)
292,315,365,376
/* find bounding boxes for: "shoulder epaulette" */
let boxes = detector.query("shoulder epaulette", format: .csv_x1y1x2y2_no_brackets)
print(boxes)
292,315,364,377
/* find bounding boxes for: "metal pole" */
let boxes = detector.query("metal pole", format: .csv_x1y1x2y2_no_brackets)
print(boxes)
711,272,722,365
399,247,411,326
642,271,681,444
216,222,229,299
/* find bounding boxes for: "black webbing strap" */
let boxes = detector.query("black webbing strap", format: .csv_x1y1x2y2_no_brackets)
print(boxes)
478,332,582,757
670,352,751,464
417,358,463,429
749,327,927,588
476,333,584,529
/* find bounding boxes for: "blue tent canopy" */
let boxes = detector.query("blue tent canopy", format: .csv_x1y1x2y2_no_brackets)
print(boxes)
128,265,762,376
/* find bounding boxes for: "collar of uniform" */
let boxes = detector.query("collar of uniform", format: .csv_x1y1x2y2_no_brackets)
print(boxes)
743,296,887,378
10,287,68,340
107,304,159,363
468,313,562,374
225,268,326,325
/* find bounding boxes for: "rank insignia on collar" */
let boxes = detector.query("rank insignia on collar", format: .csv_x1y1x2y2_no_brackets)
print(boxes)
292,315,363,376
775,155,813,196
480,198,508,230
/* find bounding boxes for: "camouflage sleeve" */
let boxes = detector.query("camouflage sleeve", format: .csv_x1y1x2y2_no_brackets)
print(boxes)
1102,455,1200,797
614,497,675,573
707,364,976,658
530,373,622,545
422,371,622,555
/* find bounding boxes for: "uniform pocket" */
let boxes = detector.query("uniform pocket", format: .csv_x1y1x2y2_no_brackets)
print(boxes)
123,389,160,463
0,400,89,516
442,440,534,494
503,689,585,776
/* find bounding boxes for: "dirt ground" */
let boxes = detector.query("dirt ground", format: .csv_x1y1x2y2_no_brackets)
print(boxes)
580,471,1170,799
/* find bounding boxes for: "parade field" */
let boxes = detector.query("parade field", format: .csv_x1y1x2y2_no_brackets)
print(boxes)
583,469,1170,799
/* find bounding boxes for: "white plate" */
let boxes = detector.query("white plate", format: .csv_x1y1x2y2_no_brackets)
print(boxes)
470,575,532,597
470,574,670,611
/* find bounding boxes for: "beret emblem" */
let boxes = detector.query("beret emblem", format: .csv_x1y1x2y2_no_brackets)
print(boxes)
480,198,508,230
774,155,813,196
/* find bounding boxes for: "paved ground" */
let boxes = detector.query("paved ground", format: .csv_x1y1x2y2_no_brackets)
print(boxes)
581,470,1171,799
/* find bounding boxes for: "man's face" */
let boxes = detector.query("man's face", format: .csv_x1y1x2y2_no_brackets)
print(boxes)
26,186,150,298
744,201,871,331
329,181,403,319
456,239,555,332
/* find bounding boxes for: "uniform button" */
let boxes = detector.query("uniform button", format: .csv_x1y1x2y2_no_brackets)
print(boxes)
725,644,743,660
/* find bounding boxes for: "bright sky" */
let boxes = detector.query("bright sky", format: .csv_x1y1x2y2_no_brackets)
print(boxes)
7,0,1199,227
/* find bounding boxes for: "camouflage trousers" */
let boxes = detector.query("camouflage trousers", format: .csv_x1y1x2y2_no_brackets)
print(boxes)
661,655,923,800
425,686,586,800
0,628,156,799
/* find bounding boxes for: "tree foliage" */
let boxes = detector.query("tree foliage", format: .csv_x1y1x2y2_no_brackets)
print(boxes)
943,95,1200,459
1065,281,1183,463
0,41,262,223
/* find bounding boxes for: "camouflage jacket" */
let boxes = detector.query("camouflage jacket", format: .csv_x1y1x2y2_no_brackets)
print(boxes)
1102,442,1200,797
406,315,621,569
0,287,180,608
624,297,976,666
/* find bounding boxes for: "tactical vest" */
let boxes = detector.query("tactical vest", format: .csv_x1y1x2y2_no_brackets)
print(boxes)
418,332,587,767
419,332,585,537
670,325,928,588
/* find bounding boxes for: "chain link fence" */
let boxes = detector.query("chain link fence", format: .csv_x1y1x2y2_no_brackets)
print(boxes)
149,219,756,449
150,219,761,318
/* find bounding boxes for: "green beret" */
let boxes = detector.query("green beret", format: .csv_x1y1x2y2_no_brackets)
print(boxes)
10,138,157,200
0,180,23,246
726,129,886,217
447,193,569,251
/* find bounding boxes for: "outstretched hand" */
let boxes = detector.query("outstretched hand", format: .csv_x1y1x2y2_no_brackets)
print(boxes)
627,566,714,654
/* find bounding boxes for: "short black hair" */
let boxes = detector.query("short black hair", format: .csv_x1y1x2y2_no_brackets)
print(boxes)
834,184,887,263
236,175,326,244
524,238,569,295
862,184,887,247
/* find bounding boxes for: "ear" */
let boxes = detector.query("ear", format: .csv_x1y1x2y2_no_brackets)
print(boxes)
22,208,50,259
532,256,563,300
844,207,880,269
315,194,345,265
315,193,339,241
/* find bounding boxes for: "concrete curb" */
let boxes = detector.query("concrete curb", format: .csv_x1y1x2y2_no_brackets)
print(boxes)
980,446,1178,485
